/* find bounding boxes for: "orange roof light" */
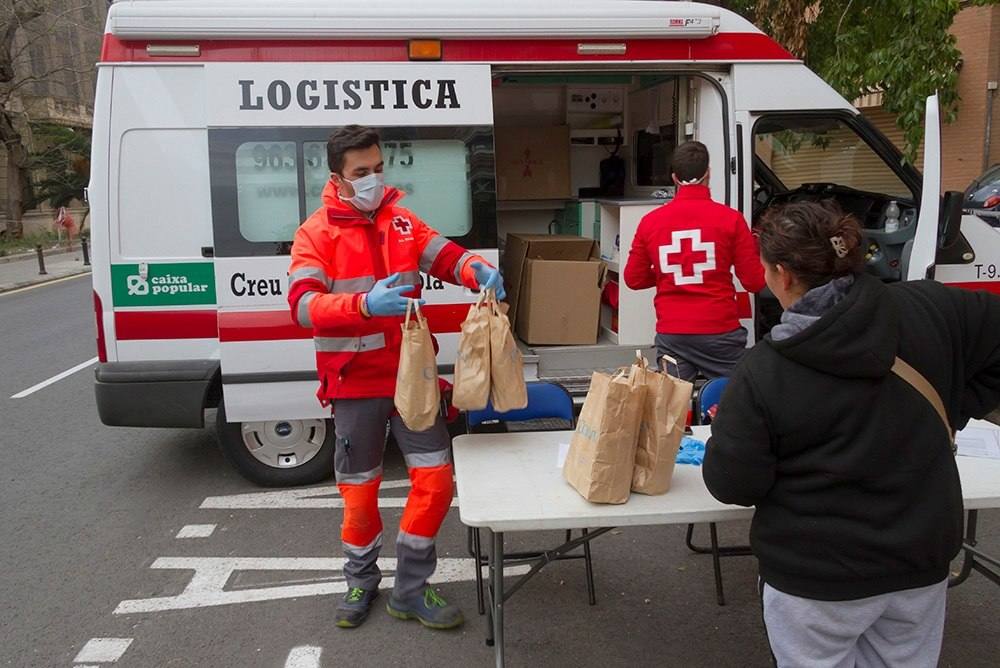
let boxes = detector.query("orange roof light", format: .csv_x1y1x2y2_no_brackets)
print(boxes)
409,39,442,61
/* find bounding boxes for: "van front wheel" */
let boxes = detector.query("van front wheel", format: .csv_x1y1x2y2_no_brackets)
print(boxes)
216,404,334,487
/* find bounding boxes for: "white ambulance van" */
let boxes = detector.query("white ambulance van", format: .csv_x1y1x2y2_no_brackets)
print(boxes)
91,0,997,485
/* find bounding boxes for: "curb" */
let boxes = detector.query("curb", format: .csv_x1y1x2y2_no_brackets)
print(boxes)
0,268,92,295
0,244,82,264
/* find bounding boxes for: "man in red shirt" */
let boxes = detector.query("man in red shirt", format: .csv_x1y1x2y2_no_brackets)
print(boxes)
624,141,765,380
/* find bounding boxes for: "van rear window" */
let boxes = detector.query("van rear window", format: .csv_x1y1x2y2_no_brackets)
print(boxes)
210,127,495,257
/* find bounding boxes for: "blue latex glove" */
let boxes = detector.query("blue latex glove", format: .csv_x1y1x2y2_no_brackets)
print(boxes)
676,436,706,466
365,273,423,317
470,261,506,300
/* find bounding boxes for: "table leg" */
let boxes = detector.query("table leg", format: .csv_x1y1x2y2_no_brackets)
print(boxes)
950,510,978,588
709,522,726,606
485,529,495,647
473,528,485,615
493,530,505,668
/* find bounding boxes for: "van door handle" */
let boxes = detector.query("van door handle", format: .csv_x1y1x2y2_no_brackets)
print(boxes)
201,246,214,258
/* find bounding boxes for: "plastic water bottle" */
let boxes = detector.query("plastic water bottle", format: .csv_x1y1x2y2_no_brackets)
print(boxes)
884,201,900,233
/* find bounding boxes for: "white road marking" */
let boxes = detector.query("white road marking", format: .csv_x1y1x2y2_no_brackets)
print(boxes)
201,479,457,510
0,271,90,298
114,556,528,614
11,356,98,399
73,637,133,663
285,646,322,668
176,524,217,539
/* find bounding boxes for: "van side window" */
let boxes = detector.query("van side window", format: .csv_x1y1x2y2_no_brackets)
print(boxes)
209,127,496,258
302,139,474,238
235,141,300,242
754,117,910,199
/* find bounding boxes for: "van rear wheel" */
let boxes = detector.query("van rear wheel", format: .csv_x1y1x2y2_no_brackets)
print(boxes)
215,403,334,487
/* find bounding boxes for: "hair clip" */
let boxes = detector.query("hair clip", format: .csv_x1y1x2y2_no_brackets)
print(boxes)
830,236,849,259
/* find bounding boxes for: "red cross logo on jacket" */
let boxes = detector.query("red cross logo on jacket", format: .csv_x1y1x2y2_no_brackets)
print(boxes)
391,216,413,235
658,229,717,285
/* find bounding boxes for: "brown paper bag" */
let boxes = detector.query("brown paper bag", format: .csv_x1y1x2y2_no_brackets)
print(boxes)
394,299,440,432
488,293,528,412
631,353,694,495
452,292,492,411
563,365,646,504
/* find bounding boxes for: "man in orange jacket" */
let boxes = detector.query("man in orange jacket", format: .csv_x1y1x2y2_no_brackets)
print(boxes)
288,125,503,630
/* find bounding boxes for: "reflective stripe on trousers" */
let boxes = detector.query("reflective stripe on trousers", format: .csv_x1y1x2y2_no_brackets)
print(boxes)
333,397,452,597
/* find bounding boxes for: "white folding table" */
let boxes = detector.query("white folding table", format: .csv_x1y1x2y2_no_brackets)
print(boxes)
453,427,1000,668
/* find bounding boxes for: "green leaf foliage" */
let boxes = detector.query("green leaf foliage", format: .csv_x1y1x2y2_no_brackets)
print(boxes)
27,123,91,209
722,0,1000,161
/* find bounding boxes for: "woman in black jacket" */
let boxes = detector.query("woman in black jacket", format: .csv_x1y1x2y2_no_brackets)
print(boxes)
703,201,1000,667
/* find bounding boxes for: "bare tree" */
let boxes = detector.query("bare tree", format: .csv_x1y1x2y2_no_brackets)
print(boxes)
0,1,98,238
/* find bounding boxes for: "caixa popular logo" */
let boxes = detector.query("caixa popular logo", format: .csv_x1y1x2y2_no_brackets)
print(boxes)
112,262,216,307
238,78,462,113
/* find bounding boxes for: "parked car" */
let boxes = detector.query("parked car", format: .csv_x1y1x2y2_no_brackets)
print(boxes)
965,163,1000,225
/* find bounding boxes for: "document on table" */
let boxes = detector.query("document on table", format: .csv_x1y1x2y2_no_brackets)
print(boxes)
956,426,1000,460
557,442,571,468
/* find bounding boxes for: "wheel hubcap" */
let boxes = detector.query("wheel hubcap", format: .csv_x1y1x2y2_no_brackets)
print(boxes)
240,419,326,469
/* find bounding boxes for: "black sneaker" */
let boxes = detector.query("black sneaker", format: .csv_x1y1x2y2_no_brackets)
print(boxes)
335,587,379,628
386,587,464,630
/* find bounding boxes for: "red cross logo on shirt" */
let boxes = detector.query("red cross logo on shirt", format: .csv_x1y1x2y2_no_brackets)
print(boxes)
658,229,717,285
391,216,413,235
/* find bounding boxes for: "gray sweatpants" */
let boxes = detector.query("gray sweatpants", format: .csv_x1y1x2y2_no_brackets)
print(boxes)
655,327,748,381
762,580,948,668
333,397,453,601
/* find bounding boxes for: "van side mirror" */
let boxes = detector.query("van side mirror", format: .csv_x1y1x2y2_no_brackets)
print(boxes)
938,191,964,248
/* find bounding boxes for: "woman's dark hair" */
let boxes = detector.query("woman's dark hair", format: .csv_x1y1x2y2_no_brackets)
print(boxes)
671,141,710,182
756,200,865,289
327,125,381,173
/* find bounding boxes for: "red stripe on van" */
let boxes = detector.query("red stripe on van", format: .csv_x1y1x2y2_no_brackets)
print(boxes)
216,305,469,342
112,307,467,342
101,33,793,63
115,310,219,340
943,281,1000,296
218,310,310,342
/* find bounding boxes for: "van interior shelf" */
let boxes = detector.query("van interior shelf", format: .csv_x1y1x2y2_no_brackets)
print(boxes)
496,199,572,211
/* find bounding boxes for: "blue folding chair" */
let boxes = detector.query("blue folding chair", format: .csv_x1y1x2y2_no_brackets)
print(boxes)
697,376,729,425
464,381,597,615
467,380,575,431
685,376,752,606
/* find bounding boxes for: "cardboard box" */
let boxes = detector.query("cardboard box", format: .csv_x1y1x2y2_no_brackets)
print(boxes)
517,259,603,345
503,234,604,345
495,126,572,200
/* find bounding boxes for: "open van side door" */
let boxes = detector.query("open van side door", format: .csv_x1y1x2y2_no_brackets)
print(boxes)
905,95,942,281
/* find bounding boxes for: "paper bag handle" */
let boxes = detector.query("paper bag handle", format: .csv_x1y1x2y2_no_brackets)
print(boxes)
660,354,680,376
404,298,424,328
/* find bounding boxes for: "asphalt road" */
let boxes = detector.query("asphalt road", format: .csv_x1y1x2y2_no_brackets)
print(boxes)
1,274,997,667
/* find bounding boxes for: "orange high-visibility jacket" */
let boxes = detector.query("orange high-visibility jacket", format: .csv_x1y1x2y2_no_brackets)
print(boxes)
288,180,486,403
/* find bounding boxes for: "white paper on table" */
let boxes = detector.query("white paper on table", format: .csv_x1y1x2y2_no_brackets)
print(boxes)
955,426,1000,460
557,442,571,468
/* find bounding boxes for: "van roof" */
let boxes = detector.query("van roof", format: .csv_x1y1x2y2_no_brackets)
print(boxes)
107,0,761,40
103,0,793,64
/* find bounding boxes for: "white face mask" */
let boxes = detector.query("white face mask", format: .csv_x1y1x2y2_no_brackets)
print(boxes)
339,172,385,212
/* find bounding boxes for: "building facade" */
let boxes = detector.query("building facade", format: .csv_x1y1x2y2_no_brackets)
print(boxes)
1,1,108,232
